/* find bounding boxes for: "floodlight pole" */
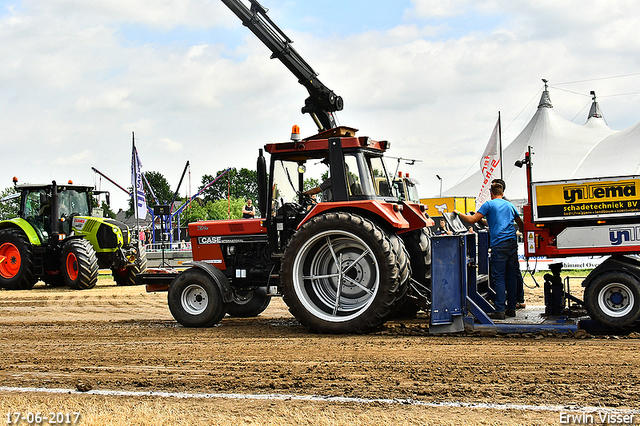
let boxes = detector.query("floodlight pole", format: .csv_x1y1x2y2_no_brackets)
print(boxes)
436,175,442,197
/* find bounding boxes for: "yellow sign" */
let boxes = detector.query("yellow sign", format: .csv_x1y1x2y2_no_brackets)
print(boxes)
533,177,640,221
420,197,476,216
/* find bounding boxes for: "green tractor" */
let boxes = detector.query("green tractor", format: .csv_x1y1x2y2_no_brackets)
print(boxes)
0,179,147,290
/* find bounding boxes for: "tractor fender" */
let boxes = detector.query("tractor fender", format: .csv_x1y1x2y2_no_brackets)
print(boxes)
0,218,42,246
582,255,640,289
62,234,89,244
183,261,234,303
298,200,410,231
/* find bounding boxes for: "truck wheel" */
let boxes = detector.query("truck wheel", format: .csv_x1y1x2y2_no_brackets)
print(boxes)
168,268,229,327
0,228,36,290
281,212,400,334
62,239,98,290
584,271,640,330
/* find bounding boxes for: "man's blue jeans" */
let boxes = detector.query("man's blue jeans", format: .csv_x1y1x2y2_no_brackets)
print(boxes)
490,239,518,312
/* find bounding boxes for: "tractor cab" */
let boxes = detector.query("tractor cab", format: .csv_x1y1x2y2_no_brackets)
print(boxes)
18,183,93,244
262,127,400,253
393,173,421,204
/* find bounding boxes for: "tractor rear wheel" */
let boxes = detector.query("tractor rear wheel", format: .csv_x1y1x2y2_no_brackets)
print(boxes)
403,227,432,285
62,239,99,290
0,228,36,290
168,268,229,327
112,250,148,286
387,234,413,318
281,212,403,334
227,287,272,317
395,227,432,317
584,271,640,330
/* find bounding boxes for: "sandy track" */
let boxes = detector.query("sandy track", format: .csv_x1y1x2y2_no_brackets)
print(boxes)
0,278,639,425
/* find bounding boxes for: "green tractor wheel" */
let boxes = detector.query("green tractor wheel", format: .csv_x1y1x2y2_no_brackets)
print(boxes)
0,228,37,290
112,250,147,286
62,239,99,290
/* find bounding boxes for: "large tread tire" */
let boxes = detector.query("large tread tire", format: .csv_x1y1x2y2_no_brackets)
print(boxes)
227,287,272,318
0,228,36,290
62,239,99,290
395,227,432,318
584,271,640,331
387,234,413,317
112,250,148,286
280,212,401,334
168,268,229,327
405,227,432,284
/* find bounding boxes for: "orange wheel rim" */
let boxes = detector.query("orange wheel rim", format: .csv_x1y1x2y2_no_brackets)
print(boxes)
66,252,79,281
0,242,21,279
117,268,128,277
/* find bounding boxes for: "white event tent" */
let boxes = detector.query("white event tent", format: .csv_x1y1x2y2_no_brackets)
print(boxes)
573,119,640,178
445,85,617,207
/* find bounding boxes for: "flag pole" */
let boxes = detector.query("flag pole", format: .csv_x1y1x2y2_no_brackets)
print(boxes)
498,111,503,179
132,131,139,230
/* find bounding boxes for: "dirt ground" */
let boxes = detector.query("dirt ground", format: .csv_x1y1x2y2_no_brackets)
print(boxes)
0,274,639,425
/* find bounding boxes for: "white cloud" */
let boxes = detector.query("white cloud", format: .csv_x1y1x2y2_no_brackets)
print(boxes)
24,0,232,30
53,149,93,166
408,0,471,19
1,0,639,209
158,138,184,153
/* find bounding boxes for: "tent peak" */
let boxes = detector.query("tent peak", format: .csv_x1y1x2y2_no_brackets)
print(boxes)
538,79,553,109
588,90,604,119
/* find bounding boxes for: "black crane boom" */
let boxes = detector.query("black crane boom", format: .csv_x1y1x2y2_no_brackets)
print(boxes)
221,0,343,131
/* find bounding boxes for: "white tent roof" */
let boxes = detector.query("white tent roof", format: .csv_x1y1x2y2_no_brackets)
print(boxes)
445,89,616,202
573,120,640,178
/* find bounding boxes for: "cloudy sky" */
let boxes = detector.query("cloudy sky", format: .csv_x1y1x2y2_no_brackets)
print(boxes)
2,0,640,210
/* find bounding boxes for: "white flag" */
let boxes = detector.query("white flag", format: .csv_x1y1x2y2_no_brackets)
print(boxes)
476,117,501,208
131,141,147,219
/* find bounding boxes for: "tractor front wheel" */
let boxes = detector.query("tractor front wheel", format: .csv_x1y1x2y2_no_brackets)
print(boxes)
112,250,148,286
62,239,99,290
0,228,36,290
168,268,229,327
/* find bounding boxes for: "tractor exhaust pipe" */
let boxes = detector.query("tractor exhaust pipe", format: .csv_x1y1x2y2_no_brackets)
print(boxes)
257,149,267,218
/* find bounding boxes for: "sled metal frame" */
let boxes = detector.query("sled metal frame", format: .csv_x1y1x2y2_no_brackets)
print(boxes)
429,232,578,334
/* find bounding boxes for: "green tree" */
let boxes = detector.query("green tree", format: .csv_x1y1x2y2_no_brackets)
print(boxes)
90,193,117,218
179,198,208,226
206,198,246,220
179,197,250,225
144,171,174,205
101,201,117,219
304,177,319,192
200,168,258,204
0,186,19,220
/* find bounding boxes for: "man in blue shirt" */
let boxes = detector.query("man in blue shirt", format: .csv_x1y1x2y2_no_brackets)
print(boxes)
454,182,524,319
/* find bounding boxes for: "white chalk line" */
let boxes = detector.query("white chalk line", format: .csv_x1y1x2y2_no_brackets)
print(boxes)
1,386,638,416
